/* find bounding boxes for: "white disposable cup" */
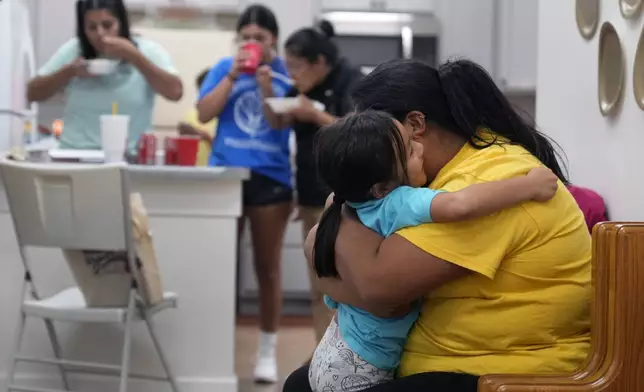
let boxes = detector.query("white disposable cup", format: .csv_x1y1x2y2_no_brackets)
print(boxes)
100,115,129,163
155,149,165,166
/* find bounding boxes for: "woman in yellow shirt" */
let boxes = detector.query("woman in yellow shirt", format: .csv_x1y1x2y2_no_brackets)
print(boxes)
283,59,591,392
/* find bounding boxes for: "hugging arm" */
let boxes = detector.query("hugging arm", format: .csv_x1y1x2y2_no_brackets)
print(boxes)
305,206,467,316
308,183,529,313
431,167,558,222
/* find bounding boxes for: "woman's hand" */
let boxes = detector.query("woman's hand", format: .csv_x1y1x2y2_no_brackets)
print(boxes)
289,95,319,122
101,36,140,62
67,57,93,79
257,65,273,95
229,49,250,80
526,167,559,202
28,57,92,102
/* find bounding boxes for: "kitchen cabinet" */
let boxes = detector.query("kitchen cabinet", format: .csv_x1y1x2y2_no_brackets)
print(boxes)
320,0,435,13
494,0,539,92
320,0,378,12
385,0,436,13
238,221,312,305
126,0,240,12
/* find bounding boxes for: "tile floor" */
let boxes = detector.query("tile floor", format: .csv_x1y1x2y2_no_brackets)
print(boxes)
236,317,316,392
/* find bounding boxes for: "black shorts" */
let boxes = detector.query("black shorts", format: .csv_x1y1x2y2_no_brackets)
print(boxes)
283,365,479,392
296,166,331,207
243,171,293,207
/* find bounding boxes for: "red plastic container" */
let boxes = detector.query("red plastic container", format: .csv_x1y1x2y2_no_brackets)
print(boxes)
239,42,263,74
164,136,179,165
176,136,199,166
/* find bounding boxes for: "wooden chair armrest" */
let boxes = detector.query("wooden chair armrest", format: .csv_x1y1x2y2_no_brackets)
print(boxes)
479,222,644,391
479,373,606,392
479,351,607,391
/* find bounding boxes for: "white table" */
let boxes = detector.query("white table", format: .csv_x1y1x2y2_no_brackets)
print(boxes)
0,164,248,392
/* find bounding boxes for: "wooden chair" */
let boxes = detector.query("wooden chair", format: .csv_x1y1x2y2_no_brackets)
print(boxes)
479,222,644,392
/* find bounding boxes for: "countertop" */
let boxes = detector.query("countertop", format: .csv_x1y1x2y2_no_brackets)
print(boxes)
128,165,249,181
16,139,250,182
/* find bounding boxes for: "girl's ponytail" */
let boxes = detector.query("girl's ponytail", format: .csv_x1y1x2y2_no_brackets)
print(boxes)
437,59,569,184
313,195,345,278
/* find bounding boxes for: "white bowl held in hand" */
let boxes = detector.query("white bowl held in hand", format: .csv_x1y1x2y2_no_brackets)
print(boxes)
86,59,118,75
265,97,326,114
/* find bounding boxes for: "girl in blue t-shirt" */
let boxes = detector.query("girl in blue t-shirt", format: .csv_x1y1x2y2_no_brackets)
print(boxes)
196,4,292,385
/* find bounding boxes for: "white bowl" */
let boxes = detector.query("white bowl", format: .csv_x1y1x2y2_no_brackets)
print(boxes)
86,59,118,75
265,97,326,114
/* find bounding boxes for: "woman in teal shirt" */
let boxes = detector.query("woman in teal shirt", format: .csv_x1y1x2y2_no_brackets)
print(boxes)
27,0,182,151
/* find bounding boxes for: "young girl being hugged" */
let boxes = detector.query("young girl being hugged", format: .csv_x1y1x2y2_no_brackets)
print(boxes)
197,4,292,384
309,110,560,392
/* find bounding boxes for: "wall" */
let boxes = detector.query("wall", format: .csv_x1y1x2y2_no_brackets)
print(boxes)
29,0,77,129
509,94,537,125
261,0,315,48
133,27,236,129
537,1,643,219
434,0,495,71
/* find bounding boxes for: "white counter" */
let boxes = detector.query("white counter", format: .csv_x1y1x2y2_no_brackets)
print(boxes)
0,164,248,392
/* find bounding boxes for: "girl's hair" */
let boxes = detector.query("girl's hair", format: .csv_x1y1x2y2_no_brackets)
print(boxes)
313,110,408,278
285,20,338,65
237,4,279,37
351,59,569,183
75,0,133,60
196,68,210,89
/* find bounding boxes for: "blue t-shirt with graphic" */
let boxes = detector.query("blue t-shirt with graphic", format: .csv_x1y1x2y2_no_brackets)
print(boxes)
198,57,292,187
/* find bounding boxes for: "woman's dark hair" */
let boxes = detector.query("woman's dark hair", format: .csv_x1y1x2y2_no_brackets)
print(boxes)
285,20,338,65
76,0,133,60
237,4,279,37
351,59,569,183
196,68,210,89
313,110,408,278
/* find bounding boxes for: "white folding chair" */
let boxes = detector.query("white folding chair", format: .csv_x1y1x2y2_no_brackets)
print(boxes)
0,160,180,392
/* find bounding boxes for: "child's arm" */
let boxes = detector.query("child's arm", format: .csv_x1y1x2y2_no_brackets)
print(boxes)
178,122,214,144
431,167,559,223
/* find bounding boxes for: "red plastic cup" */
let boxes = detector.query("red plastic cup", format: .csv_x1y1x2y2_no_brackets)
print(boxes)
239,42,263,74
164,136,178,165
176,136,199,166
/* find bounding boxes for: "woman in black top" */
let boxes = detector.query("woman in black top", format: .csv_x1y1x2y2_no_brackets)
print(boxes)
262,20,363,352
